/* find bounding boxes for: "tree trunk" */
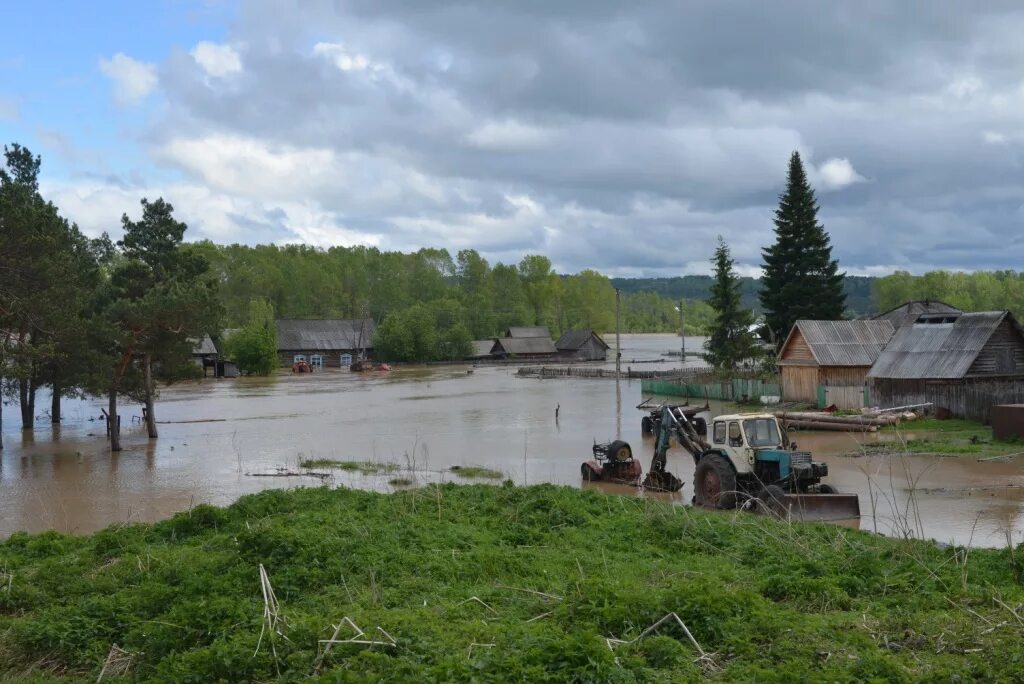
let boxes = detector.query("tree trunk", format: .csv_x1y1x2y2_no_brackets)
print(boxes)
144,353,158,439
109,387,121,452
19,377,32,429
0,384,4,450
51,381,61,424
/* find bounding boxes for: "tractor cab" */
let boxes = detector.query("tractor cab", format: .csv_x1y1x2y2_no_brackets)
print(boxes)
705,414,829,491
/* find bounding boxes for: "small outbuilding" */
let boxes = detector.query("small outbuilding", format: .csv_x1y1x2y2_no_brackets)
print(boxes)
276,319,376,369
867,311,1024,421
555,329,609,361
490,337,558,359
777,319,896,408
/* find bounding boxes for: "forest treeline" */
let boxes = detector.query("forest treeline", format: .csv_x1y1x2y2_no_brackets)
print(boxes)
872,270,1024,317
188,242,717,342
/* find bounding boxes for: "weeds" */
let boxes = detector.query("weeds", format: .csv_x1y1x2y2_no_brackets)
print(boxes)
449,465,503,479
300,459,400,474
1,485,1023,681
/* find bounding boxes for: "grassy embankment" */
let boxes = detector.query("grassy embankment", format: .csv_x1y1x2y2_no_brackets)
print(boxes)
858,418,1023,459
2,484,1024,682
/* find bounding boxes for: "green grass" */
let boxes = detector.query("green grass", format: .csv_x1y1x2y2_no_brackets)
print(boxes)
863,419,1024,457
2,485,1024,681
388,478,416,487
449,465,504,479
300,459,401,474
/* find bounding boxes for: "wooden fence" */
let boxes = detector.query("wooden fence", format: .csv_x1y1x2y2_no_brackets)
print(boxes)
517,366,707,380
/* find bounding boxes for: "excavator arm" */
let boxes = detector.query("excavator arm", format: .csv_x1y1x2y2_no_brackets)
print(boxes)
642,406,705,492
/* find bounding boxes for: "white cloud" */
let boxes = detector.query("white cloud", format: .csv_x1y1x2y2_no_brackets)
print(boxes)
816,157,866,190
98,53,157,104
313,42,372,72
465,120,553,151
190,42,242,78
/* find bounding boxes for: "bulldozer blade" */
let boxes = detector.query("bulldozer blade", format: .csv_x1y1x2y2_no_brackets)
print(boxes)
780,493,861,525
642,471,683,493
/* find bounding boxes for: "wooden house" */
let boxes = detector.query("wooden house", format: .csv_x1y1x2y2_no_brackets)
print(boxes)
468,340,496,360
555,329,609,361
490,337,558,359
777,320,896,407
867,311,1024,421
275,319,376,369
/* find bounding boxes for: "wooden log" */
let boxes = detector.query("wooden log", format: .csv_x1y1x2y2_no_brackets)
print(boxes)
776,412,893,427
782,419,878,432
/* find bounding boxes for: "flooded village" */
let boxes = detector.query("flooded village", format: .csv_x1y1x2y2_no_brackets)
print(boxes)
6,3,1024,680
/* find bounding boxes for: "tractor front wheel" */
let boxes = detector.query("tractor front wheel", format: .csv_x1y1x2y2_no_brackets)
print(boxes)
754,485,788,518
694,454,737,509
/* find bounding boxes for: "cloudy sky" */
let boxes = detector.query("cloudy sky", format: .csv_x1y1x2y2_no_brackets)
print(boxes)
2,1,1024,277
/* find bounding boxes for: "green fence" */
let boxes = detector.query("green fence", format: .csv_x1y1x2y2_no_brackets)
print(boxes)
642,377,781,401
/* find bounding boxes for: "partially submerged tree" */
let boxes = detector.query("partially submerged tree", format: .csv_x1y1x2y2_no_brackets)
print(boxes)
760,151,846,344
95,198,220,449
705,238,760,370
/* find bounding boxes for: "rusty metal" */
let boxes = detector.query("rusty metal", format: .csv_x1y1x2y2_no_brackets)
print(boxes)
780,493,862,524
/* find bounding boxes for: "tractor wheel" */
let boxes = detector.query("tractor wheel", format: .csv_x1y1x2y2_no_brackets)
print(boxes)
754,485,788,518
641,416,654,433
608,440,632,462
693,454,737,509
817,483,836,494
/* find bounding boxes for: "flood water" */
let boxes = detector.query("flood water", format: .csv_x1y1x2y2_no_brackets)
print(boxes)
2,334,1023,548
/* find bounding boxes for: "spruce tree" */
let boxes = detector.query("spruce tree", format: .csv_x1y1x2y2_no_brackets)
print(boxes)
759,151,846,344
705,237,759,370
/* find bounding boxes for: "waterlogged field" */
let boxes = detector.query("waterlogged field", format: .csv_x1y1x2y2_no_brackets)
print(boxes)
1,485,1023,682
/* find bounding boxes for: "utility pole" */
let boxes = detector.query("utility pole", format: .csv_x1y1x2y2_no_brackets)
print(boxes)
679,299,685,368
615,288,622,378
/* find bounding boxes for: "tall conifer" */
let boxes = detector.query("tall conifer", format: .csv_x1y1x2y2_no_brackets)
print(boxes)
705,238,758,370
760,151,846,343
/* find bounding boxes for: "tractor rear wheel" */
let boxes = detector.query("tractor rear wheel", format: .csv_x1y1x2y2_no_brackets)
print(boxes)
694,454,737,509
608,440,632,462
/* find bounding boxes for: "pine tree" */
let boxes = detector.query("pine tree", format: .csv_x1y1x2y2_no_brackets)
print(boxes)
759,151,846,344
705,238,759,370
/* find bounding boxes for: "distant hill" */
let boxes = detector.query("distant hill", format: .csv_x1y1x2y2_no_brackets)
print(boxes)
610,275,875,316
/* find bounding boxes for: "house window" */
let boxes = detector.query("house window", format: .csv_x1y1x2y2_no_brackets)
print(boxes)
310,355,324,369
340,353,353,366
293,354,306,363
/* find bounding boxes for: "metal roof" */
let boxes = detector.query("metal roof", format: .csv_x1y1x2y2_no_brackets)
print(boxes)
275,319,376,351
491,337,558,355
555,329,609,351
505,326,551,338
470,340,495,358
780,319,895,367
868,311,1010,379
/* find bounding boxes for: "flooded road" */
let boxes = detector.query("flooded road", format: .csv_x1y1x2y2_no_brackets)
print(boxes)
2,334,1023,547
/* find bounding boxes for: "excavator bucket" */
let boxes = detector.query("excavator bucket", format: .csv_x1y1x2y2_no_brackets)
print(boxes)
780,493,861,526
642,470,683,492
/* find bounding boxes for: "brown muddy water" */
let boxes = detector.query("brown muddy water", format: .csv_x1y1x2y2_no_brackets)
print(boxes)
2,334,1023,548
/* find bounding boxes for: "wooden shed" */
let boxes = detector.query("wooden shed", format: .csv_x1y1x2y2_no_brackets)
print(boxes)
555,329,609,361
777,320,896,407
275,319,376,369
867,311,1024,421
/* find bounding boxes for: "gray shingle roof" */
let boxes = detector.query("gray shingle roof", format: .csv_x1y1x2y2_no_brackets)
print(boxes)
782,320,896,367
491,337,558,355
505,326,551,338
191,334,218,356
275,319,376,351
868,311,1011,379
555,329,609,351
470,340,495,358
872,300,962,324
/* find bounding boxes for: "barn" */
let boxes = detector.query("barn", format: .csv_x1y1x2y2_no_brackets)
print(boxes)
555,329,609,361
867,311,1024,421
504,326,552,338
275,319,376,369
777,319,896,408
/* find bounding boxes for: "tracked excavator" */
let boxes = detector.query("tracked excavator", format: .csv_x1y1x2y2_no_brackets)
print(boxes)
583,406,860,521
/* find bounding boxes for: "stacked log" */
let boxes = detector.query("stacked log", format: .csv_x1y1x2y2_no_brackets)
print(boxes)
775,411,919,432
